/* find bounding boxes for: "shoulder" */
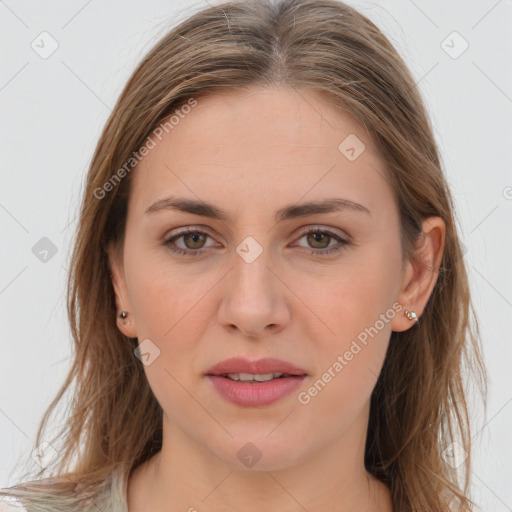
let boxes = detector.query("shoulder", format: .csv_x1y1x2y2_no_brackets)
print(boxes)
0,466,127,512
0,500,28,512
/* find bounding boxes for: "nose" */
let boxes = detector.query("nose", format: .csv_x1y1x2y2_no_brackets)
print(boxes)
217,247,291,339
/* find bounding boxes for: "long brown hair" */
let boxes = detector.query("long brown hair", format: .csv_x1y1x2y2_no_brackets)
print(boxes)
1,1,487,510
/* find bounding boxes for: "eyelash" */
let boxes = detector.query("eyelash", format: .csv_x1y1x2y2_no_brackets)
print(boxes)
163,226,350,257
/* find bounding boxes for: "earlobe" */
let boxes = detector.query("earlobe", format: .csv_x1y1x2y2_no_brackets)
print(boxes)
391,216,446,333
107,242,138,339
116,309,137,339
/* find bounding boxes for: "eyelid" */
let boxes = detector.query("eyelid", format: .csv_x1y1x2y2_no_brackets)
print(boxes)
165,226,221,247
163,224,351,256
295,224,350,241
164,224,349,241
163,225,353,257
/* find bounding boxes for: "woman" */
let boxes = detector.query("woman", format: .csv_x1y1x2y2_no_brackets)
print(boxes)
0,0,487,510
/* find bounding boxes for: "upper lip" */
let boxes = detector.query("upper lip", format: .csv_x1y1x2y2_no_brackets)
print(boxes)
205,357,308,376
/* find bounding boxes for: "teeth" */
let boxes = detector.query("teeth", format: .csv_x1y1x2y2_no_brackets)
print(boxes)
225,372,286,382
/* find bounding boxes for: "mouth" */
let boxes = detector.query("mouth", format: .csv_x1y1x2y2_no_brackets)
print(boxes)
205,358,308,406
214,372,304,382
205,356,308,378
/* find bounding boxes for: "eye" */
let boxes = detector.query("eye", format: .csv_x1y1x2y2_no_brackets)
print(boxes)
163,226,350,257
163,227,216,256
294,227,350,255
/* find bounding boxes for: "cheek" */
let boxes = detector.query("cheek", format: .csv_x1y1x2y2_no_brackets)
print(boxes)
296,307,393,444
293,242,402,407
126,261,210,419
296,243,402,341
126,245,208,336
125,252,224,388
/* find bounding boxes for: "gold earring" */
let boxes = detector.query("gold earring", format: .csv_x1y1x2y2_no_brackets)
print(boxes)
404,309,418,322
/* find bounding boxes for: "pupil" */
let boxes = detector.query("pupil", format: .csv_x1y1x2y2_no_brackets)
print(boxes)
186,233,204,249
309,232,328,248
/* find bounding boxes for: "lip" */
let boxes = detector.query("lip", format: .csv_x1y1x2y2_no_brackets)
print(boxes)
205,357,308,377
205,357,308,407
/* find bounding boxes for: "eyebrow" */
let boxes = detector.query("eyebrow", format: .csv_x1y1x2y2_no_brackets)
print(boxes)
145,195,370,222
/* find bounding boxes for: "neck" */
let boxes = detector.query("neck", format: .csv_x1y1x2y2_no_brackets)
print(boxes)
127,409,393,512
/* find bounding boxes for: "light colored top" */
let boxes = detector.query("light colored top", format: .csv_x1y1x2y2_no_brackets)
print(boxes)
0,466,129,512
111,465,129,512
0,501,28,512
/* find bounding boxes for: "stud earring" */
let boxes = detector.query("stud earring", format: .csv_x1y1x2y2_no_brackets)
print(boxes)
119,311,128,319
404,309,418,322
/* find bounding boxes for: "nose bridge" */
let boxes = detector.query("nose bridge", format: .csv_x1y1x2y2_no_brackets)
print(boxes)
231,234,275,302
218,233,289,337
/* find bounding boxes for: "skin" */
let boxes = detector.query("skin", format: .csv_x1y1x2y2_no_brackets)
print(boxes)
108,85,445,512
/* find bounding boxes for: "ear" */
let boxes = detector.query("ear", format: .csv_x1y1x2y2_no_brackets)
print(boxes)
391,216,446,332
107,241,138,338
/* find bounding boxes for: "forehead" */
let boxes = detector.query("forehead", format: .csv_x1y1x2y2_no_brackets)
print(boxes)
128,86,391,219
164,86,373,156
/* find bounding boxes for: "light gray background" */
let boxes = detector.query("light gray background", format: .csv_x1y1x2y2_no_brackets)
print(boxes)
1,0,511,510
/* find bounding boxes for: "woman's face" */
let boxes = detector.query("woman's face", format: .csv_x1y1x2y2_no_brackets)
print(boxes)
109,86,419,471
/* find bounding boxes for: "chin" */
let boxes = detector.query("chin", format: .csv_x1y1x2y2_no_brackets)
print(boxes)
211,434,306,472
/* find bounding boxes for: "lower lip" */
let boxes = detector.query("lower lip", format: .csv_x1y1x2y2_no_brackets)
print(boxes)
206,375,307,406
